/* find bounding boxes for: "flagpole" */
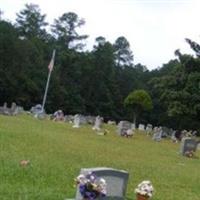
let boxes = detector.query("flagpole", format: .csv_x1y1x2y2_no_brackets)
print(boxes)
42,49,56,112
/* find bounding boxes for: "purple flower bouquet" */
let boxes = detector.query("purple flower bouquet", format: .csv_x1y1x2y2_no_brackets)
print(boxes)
75,172,107,200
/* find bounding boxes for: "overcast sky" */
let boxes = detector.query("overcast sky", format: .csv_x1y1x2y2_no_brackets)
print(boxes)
1,0,200,70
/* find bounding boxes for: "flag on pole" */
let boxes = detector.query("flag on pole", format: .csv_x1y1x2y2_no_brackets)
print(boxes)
48,50,55,72
42,49,56,113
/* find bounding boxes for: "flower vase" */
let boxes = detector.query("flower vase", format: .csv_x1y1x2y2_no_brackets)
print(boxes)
136,194,150,200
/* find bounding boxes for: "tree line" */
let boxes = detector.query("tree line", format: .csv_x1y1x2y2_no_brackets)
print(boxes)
0,3,200,131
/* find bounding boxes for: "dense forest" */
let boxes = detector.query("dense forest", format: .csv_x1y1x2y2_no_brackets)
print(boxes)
1,3,200,131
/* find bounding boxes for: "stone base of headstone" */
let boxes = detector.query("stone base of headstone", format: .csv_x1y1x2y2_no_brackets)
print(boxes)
73,125,80,128
136,194,149,200
35,113,46,119
96,131,105,136
92,126,100,131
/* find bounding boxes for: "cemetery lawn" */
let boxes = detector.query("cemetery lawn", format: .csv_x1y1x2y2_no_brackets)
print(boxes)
0,114,200,200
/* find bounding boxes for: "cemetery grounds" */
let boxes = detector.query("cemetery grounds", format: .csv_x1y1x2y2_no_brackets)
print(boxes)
0,114,200,200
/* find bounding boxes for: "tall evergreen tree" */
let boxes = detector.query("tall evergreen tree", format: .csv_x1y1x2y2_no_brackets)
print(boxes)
51,12,88,50
113,36,134,68
15,3,48,40
185,38,200,57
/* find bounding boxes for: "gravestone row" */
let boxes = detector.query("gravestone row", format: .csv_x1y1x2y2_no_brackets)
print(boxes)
0,102,23,116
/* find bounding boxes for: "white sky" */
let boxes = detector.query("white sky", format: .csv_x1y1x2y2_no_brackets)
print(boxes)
1,0,200,70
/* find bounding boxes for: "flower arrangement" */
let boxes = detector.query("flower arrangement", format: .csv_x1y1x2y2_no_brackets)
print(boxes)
135,180,154,199
184,150,194,158
75,172,107,200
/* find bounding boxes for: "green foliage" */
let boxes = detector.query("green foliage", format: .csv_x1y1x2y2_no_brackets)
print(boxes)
16,3,48,40
51,12,88,49
113,36,134,67
185,38,200,57
149,48,200,129
124,89,153,111
124,90,153,124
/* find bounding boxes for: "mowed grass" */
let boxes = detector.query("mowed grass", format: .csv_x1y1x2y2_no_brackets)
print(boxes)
0,114,200,200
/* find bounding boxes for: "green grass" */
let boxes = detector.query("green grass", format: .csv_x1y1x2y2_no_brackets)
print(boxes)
0,114,200,200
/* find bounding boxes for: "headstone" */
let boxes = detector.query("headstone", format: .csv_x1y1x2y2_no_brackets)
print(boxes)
16,106,24,114
10,102,16,111
53,110,64,121
138,124,145,131
171,130,178,143
2,102,9,115
37,112,46,119
152,127,162,141
153,126,158,132
197,141,200,150
30,104,42,115
161,127,173,137
75,167,129,200
73,114,80,128
79,115,87,125
131,123,136,130
3,102,7,110
92,116,103,131
86,116,96,125
30,104,45,119
180,137,197,155
146,124,153,133
192,130,198,137
65,115,74,123
117,121,132,136
107,120,116,125
0,102,23,116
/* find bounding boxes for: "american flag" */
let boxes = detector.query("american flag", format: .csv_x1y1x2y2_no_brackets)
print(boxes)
48,50,56,72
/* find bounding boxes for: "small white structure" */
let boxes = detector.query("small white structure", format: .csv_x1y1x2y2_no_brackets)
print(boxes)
138,124,145,131
131,123,136,130
92,116,103,131
73,114,80,128
152,127,162,141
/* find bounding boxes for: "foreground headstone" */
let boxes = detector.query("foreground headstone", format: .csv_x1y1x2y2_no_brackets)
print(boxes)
180,137,197,156
75,167,129,200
